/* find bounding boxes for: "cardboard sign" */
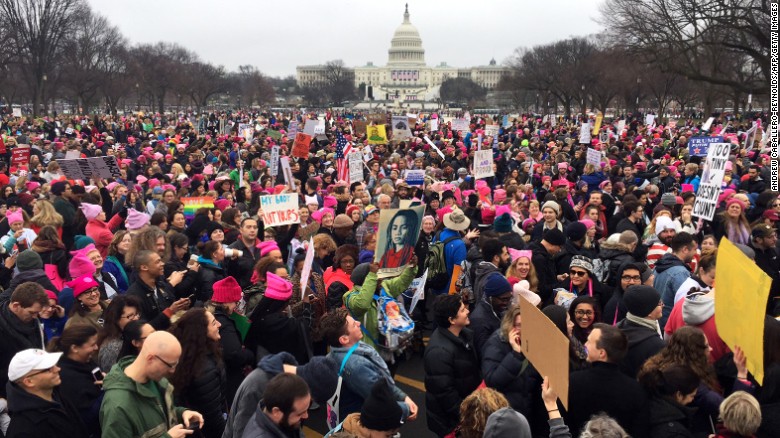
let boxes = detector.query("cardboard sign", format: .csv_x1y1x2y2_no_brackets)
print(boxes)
645,114,656,126
348,152,364,184
448,264,462,295
363,145,374,162
12,108,22,118
259,193,300,227
366,124,388,145
239,123,254,140
586,148,602,167
292,133,312,159
405,169,425,186
280,157,296,191
451,118,469,131
473,150,494,179
693,142,730,221
579,123,591,144
484,124,499,139
688,136,723,157
353,120,367,136
407,269,428,315
302,119,321,136
519,297,570,409
11,146,30,167
616,119,626,135
57,156,122,181
391,115,412,140
374,206,424,278
715,238,771,385
270,145,280,177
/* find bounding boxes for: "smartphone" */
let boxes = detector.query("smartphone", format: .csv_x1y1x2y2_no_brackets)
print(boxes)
308,294,315,300
91,367,102,382
188,421,201,431
187,294,195,300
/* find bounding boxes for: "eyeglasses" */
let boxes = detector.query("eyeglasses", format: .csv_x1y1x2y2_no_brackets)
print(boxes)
121,312,139,320
621,275,642,282
574,310,594,317
569,270,588,277
26,366,56,378
83,288,100,296
153,355,178,369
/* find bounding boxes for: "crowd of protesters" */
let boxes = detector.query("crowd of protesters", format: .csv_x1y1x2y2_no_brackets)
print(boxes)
0,107,777,438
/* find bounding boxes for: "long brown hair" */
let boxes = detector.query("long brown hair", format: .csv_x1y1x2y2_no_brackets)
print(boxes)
168,308,222,393
638,326,720,392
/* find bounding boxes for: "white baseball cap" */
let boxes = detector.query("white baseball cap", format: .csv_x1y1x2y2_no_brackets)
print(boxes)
8,349,62,382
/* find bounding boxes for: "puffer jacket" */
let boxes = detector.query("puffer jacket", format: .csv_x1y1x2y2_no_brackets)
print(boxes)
481,329,541,418
196,259,226,303
647,396,695,438
57,356,104,437
424,327,482,437
469,298,501,359
176,354,227,438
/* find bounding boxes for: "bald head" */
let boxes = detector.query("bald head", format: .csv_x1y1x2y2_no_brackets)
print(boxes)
140,331,181,358
131,331,182,382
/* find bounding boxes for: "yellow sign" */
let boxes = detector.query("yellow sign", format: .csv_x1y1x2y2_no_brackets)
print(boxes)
715,238,771,384
366,124,388,145
592,112,603,136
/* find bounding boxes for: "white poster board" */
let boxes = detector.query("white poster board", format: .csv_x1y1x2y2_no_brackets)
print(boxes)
429,118,439,132
259,193,300,227
579,123,591,144
280,157,296,191
693,143,731,221
473,149,494,179
270,145,280,177
451,118,469,131
391,115,412,140
300,237,315,300
349,152,363,184
57,156,122,181
586,148,602,167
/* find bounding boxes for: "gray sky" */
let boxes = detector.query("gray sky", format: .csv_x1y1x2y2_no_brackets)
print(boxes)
87,0,604,77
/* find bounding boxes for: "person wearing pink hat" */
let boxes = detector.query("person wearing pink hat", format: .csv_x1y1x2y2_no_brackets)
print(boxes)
83,203,123,259
64,274,104,330
712,197,751,245
257,240,282,263
125,209,151,234
2,209,37,253
505,249,538,292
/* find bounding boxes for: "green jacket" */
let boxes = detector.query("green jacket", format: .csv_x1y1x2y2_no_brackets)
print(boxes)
343,265,417,351
99,356,187,438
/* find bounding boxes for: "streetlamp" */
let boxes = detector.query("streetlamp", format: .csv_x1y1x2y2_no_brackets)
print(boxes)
635,77,642,114
581,85,586,117
135,83,140,112
42,74,47,115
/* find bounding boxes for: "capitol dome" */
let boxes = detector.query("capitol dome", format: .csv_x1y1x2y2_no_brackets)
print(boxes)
387,4,426,67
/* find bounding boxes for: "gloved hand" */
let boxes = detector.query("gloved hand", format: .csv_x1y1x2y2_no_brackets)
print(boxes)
258,352,297,376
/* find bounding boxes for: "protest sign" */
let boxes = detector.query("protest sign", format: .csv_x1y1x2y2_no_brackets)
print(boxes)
292,133,312,159
238,123,254,140
448,264,462,295
668,119,677,129
451,118,469,131
586,148,602,167
579,123,591,144
57,156,122,180
473,150,494,179
366,124,388,145
353,120,367,136
11,146,30,167
303,119,323,136
502,115,511,128
701,117,715,131
715,238,771,384
484,124,499,139
405,169,425,186
259,193,300,227
423,136,446,159
687,136,723,157
362,145,374,162
429,118,439,132
280,157,296,191
12,108,22,118
616,119,626,135
645,114,656,127
367,113,386,125
349,152,364,184
270,145,280,177
520,297,570,409
182,197,215,219
287,120,299,137
313,120,326,135
693,142,730,221
300,237,315,300
591,112,603,136
392,115,412,140
374,206,424,279
743,121,759,151
267,129,282,141
407,269,428,315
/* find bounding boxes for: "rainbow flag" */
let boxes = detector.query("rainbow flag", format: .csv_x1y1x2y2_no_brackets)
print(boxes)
181,196,214,219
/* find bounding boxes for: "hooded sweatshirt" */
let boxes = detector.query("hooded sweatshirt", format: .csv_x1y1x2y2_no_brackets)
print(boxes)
483,407,532,438
664,292,729,362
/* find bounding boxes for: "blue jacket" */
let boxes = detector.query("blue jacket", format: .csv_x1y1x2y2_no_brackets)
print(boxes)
431,228,466,294
581,172,607,193
653,253,691,330
328,342,409,420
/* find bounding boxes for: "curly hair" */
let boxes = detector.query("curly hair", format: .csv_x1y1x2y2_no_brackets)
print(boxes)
126,227,170,264
638,326,720,391
458,387,509,438
168,308,222,393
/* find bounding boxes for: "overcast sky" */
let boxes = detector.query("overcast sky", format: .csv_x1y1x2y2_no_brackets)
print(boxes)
87,0,604,78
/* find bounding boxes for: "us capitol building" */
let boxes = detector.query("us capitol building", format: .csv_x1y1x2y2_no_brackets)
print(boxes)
296,4,510,105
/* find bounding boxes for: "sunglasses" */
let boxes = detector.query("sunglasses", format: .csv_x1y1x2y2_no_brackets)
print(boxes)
569,270,588,277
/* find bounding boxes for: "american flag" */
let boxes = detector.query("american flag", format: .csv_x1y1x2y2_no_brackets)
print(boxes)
335,131,352,182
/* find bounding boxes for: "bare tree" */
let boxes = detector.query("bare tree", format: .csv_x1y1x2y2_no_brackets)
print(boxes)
178,62,227,112
230,65,275,108
129,42,194,113
0,0,83,115
323,60,356,106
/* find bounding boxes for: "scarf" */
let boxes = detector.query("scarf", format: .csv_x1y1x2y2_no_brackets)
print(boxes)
31,239,66,253
625,312,662,338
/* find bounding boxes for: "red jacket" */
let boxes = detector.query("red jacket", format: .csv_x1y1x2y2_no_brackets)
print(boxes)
85,214,123,259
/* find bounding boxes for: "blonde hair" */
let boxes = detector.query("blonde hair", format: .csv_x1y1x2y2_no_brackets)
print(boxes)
458,388,509,438
505,257,539,292
499,304,522,342
719,391,761,436
313,233,337,253
30,199,64,228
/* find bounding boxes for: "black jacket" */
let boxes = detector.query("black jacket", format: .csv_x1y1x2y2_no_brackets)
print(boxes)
177,354,227,438
226,239,260,290
196,262,226,303
163,256,199,300
125,279,175,331
528,241,557,304
56,356,103,437
567,361,649,438
481,330,541,419
424,327,482,437
245,307,311,365
469,299,501,359
5,383,89,438
646,396,695,438
616,319,665,378
213,308,254,405
472,262,500,304
5,270,58,297
0,299,45,398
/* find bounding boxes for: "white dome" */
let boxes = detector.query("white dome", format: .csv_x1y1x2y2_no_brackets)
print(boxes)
388,4,425,67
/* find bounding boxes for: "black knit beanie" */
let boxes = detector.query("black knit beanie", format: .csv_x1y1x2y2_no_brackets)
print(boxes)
360,380,403,431
623,285,661,318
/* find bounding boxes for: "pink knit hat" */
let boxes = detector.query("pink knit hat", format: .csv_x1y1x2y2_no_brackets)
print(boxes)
323,196,337,209
69,254,96,279
493,189,507,204
214,198,231,211
264,273,292,301
79,203,103,221
69,274,100,299
25,181,40,192
125,209,150,231
580,219,596,230
6,210,23,225
257,240,280,257
211,276,242,303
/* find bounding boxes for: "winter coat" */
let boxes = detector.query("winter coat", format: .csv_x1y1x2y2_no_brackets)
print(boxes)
481,330,541,418
654,253,691,330
163,256,199,300
222,368,272,438
5,270,58,297
0,298,45,398
664,294,729,363
469,299,501,359
528,241,557,304
125,279,175,331
85,215,123,259
616,319,665,378
5,383,88,438
567,362,649,438
99,356,187,438
225,238,260,290
596,243,636,289
213,308,254,405
103,255,129,294
196,259,226,303
423,327,482,436
242,408,304,438
176,354,227,438
646,396,695,438
430,229,467,294
245,303,311,365
57,356,103,437
472,261,500,304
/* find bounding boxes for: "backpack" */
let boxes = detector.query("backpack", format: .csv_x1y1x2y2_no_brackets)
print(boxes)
591,258,612,286
425,233,460,290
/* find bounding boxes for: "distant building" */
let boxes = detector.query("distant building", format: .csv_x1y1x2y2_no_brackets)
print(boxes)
295,4,510,103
